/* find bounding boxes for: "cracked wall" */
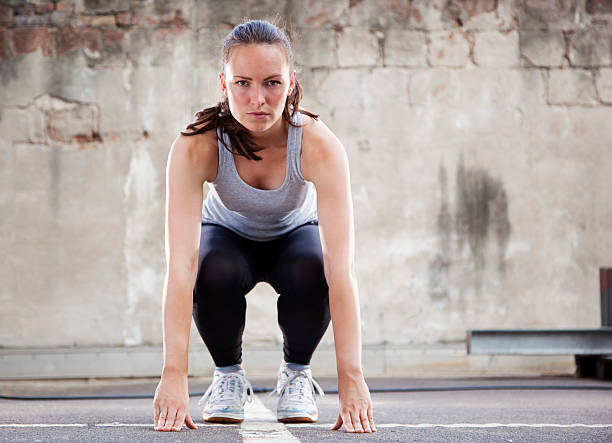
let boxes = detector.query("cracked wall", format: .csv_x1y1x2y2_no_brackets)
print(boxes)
1,0,611,349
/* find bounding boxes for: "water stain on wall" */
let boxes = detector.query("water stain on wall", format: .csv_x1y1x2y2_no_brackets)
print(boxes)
428,159,511,300
455,158,511,274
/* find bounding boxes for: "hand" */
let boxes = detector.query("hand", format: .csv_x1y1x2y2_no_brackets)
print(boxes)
153,371,198,432
331,371,376,433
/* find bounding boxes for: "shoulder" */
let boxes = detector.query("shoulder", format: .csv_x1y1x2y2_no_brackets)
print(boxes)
170,126,218,183
300,112,347,182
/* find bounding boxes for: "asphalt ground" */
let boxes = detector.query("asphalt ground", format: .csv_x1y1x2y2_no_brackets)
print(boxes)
1,376,611,442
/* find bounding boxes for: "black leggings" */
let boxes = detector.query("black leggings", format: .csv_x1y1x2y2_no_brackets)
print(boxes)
192,221,331,367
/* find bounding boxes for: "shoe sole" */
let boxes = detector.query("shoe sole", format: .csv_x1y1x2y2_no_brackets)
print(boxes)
203,412,244,423
277,412,318,423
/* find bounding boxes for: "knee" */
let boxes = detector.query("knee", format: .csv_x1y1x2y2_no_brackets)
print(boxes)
196,250,251,295
284,251,328,297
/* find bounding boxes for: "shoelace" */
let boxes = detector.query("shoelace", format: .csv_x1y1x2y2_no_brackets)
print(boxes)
267,368,325,406
198,371,254,407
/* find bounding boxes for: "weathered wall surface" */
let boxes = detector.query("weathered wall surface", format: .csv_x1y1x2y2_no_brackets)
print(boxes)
1,0,611,351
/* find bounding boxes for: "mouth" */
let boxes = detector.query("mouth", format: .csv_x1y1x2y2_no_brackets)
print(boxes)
249,112,269,116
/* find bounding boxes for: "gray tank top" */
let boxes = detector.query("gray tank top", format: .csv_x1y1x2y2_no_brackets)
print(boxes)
201,111,318,241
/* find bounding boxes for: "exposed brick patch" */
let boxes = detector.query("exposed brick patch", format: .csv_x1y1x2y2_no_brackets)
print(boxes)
448,0,497,26
586,0,612,14
12,1,54,19
116,12,132,27
81,0,128,14
14,3,36,15
35,2,55,15
154,28,186,41
103,28,127,44
102,27,127,59
32,94,100,144
164,9,187,27
290,0,348,28
81,15,116,26
0,3,13,25
14,14,51,26
410,0,450,30
132,8,188,27
0,27,6,58
56,27,102,56
12,27,53,57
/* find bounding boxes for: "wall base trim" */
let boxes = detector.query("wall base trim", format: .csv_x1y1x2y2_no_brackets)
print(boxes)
0,343,576,380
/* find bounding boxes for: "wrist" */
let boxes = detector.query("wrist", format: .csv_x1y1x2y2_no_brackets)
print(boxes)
337,365,364,378
162,366,188,378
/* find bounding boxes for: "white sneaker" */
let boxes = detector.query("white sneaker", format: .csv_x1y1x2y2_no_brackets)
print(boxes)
268,363,325,423
198,367,253,423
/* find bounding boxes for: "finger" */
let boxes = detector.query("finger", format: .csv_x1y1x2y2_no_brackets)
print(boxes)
156,406,167,430
172,410,185,431
351,411,364,433
360,410,372,433
342,411,355,433
163,407,178,431
154,405,160,430
185,412,198,430
368,406,376,432
331,413,343,430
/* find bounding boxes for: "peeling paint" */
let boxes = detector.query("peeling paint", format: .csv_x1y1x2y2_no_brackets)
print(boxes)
122,141,160,346
428,164,451,302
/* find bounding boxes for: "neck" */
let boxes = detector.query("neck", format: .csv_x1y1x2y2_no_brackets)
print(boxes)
249,116,288,148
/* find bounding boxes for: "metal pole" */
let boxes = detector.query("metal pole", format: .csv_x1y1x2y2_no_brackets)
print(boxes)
601,268,612,327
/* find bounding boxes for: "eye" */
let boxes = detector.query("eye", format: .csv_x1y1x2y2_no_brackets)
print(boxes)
236,80,248,86
267,80,281,87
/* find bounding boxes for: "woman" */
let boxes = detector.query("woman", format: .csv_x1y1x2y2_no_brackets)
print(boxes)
153,19,376,434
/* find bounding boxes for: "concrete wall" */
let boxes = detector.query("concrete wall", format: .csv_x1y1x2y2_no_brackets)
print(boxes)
1,0,611,356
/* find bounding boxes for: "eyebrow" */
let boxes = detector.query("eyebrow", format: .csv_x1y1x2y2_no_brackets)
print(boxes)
234,75,282,80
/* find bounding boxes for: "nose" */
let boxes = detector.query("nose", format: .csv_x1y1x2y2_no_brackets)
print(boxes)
251,85,265,107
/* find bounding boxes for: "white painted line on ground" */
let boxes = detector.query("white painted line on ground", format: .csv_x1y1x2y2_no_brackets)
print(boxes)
0,424,88,428
96,422,240,428
4,422,610,430
96,423,152,427
376,423,612,429
285,423,612,429
240,395,301,442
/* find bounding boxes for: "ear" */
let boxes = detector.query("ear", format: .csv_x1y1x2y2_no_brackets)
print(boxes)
219,72,227,97
288,70,296,96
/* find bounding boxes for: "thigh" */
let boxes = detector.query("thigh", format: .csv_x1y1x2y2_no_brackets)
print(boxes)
266,223,327,295
195,223,258,296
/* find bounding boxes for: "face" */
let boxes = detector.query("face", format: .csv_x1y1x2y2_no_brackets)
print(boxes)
220,43,296,134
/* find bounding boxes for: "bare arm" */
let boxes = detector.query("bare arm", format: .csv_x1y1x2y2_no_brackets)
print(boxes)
162,135,207,376
154,131,216,432
302,118,376,434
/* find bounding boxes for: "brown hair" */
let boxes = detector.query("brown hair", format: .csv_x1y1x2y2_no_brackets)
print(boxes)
181,19,318,161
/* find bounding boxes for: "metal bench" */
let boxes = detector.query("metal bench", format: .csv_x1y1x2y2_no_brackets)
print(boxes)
467,268,612,380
